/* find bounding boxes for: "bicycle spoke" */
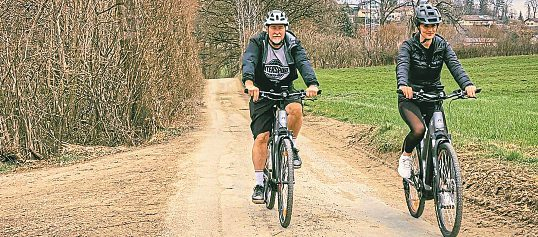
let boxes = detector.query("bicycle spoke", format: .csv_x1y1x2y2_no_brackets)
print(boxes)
435,143,463,237
442,150,457,228
277,138,294,227
403,147,425,218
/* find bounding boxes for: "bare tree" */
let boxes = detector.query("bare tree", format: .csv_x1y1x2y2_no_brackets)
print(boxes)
490,0,512,20
502,0,513,22
235,0,262,51
464,0,475,14
480,0,490,14
379,0,412,25
527,0,538,18
197,0,341,78
0,0,203,161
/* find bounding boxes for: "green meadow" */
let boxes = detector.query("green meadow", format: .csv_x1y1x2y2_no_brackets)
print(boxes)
299,55,538,167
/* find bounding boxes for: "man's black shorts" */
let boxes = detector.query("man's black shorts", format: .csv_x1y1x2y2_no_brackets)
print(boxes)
249,97,302,140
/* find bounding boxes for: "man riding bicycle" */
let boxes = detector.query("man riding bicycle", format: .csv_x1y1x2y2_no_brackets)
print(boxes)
242,10,320,204
396,0,477,180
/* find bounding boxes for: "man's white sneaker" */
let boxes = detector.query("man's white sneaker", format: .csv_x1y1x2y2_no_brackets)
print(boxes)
398,155,412,179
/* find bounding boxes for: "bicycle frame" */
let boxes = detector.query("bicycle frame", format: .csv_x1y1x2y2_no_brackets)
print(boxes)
267,97,295,190
417,100,451,192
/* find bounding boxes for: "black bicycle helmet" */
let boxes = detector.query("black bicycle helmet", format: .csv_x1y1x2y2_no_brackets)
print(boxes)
415,1,442,26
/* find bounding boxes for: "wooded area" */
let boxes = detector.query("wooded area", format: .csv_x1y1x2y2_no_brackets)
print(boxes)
0,0,203,161
197,0,538,76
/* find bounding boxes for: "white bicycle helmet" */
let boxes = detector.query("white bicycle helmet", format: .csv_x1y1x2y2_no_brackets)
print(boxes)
265,10,289,26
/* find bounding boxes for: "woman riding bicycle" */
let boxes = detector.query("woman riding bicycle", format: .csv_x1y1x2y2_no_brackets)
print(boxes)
396,0,477,179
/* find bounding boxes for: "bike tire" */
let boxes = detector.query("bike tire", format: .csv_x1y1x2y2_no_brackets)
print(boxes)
434,142,463,237
277,138,294,228
403,147,425,218
264,141,275,209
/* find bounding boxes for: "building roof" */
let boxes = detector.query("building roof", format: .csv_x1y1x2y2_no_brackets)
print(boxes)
461,15,495,21
336,0,362,4
464,38,497,43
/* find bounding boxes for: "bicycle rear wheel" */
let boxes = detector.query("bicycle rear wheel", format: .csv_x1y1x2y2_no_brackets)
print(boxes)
403,147,425,218
277,138,294,228
264,141,275,209
434,142,463,237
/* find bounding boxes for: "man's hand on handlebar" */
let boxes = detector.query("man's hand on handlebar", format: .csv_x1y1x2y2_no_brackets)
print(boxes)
305,85,319,98
245,80,260,102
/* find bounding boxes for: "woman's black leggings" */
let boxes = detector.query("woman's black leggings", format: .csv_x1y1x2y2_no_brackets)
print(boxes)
398,100,435,153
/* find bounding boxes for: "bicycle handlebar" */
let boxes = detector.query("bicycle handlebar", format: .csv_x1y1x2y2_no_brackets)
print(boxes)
244,88,322,101
396,88,481,102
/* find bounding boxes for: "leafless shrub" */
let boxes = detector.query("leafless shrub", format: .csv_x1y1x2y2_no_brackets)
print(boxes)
295,22,407,68
296,21,538,69
0,0,203,161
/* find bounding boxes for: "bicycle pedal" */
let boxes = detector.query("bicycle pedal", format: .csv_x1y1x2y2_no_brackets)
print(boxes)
424,184,432,191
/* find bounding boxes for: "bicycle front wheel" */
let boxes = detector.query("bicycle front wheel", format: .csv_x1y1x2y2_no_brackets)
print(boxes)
277,138,294,228
434,142,463,237
403,147,425,218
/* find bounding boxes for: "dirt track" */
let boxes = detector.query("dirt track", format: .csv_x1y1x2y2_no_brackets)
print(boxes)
0,78,526,236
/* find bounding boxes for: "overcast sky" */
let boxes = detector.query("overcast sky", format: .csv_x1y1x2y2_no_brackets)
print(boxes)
512,0,529,16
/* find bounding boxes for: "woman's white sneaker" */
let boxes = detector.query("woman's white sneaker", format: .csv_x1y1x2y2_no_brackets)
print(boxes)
398,155,412,179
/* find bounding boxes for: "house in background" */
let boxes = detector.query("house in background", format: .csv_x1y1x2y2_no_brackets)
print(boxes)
358,0,381,25
337,0,361,14
338,0,365,24
388,5,414,23
525,18,538,27
336,0,361,4
462,38,497,46
459,15,495,26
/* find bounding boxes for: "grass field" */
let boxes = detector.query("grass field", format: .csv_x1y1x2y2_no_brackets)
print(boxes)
298,54,538,166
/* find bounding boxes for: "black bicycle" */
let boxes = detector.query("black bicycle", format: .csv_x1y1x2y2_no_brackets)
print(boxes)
245,86,319,227
398,88,480,237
